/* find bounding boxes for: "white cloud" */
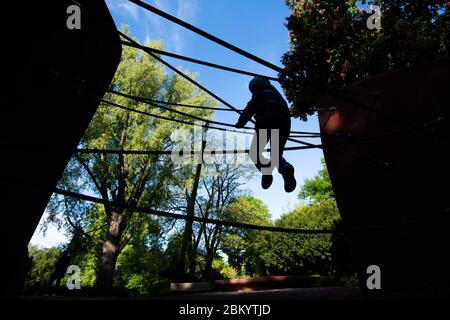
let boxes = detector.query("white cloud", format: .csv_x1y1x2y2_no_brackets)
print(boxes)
142,0,198,53
30,226,68,248
106,0,140,20
117,2,139,20
107,0,199,54
172,0,199,53
171,30,183,54
143,5,163,45
176,0,198,22
29,212,68,248
144,22,151,44
153,0,168,11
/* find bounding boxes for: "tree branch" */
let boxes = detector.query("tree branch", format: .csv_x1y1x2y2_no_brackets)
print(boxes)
66,216,104,245
75,154,104,199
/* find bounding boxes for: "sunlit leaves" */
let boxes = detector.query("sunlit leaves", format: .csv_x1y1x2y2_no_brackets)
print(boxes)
281,0,450,118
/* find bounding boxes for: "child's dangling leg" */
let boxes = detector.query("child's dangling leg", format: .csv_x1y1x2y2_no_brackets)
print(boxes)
249,126,274,189
274,116,297,193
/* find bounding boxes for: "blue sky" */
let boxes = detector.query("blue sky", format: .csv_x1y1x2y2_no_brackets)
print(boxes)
31,0,324,247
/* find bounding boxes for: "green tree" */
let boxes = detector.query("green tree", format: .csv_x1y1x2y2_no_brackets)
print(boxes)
299,159,353,275
260,159,353,276
281,0,450,119
222,195,271,277
194,163,255,281
114,242,170,294
261,200,341,275
25,245,62,293
299,158,335,203
46,28,217,291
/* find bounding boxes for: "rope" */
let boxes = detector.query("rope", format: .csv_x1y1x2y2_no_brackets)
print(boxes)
128,0,449,144
125,0,370,98
98,97,254,135
107,89,233,111
120,32,246,118
117,35,393,168
128,0,286,75
76,144,320,156
47,187,447,235
2,127,412,158
120,40,279,82
1,175,447,235
102,85,427,170
108,89,254,131
109,88,333,116
51,187,338,234
119,33,319,143
75,127,411,156
107,89,323,137
54,187,443,235
14,36,390,169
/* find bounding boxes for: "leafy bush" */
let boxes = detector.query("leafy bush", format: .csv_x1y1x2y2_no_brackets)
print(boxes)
281,0,450,120
261,200,341,275
212,258,238,280
114,245,170,295
25,245,62,294
259,159,354,276
299,159,335,203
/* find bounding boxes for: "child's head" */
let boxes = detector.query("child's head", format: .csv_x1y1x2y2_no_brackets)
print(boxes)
249,77,270,93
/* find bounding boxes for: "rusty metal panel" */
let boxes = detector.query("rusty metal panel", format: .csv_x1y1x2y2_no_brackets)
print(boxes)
318,60,450,294
1,0,121,296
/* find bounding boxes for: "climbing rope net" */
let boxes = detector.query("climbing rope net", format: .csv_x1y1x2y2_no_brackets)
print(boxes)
30,0,449,235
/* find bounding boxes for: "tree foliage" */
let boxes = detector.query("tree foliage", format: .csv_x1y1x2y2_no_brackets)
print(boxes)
45,26,217,291
261,200,341,275
28,157,355,293
222,195,271,277
298,158,335,203
259,159,353,276
281,0,450,119
193,163,255,281
25,245,62,293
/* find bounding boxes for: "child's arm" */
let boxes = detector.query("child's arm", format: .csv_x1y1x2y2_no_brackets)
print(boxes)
235,95,259,128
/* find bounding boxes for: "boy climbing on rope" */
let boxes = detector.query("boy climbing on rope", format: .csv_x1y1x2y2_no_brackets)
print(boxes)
235,77,297,193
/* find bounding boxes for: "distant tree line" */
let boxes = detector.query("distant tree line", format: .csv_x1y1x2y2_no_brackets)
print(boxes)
26,159,354,295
